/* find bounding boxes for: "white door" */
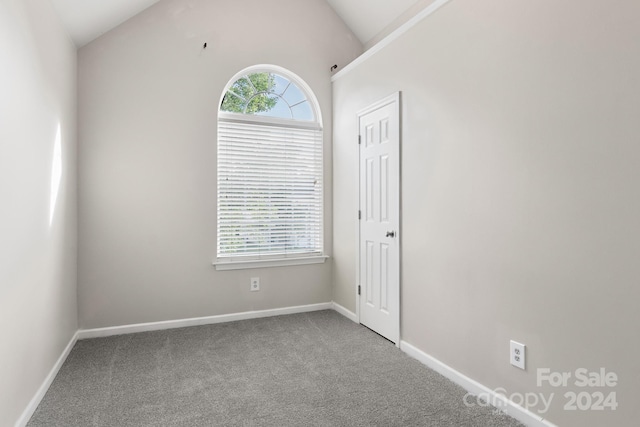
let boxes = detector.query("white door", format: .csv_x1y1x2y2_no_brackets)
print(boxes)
358,93,400,345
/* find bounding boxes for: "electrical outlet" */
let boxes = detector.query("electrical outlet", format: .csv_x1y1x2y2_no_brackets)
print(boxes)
510,340,526,369
250,277,260,292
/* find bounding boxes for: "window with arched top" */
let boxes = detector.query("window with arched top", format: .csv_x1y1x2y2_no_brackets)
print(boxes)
220,72,317,121
215,66,325,269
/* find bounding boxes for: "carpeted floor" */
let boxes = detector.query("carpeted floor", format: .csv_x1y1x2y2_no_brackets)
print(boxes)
28,310,523,426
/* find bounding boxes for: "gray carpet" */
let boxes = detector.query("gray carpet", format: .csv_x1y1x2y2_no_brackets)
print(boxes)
28,310,523,426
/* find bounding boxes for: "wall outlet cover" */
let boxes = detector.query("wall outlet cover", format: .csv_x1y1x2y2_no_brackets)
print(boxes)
510,340,526,370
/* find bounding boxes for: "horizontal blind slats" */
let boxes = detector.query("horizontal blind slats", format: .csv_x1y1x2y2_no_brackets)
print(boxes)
217,119,323,258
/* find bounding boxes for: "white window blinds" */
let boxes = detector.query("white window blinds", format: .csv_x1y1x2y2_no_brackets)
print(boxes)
217,116,323,260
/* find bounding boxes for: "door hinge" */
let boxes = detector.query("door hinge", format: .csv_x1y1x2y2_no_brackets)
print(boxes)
358,135,361,145
358,285,361,296
358,210,361,220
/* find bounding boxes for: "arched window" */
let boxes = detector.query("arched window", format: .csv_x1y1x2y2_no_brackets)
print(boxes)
216,66,324,269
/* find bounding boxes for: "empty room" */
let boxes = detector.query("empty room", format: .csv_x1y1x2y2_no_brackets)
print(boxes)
1,0,638,426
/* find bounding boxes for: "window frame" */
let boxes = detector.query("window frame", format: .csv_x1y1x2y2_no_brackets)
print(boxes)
213,65,327,271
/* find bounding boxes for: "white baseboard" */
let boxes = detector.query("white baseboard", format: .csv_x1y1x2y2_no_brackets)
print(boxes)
77,302,333,339
331,301,358,322
400,341,558,427
14,331,79,427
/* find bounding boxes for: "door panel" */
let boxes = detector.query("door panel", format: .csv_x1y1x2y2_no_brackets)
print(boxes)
358,93,400,344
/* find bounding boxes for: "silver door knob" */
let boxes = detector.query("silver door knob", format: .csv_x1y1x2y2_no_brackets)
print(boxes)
386,231,396,238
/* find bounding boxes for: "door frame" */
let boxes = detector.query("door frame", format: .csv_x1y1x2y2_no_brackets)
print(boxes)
355,91,401,347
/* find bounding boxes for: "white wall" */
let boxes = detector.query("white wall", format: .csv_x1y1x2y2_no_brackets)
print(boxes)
77,0,362,329
333,1,640,426
0,0,77,424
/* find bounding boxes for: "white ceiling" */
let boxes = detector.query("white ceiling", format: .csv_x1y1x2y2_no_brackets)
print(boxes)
324,0,424,44
51,0,424,48
51,0,162,47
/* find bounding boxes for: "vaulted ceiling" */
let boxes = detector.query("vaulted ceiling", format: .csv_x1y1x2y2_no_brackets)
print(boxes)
51,0,425,48
51,0,161,47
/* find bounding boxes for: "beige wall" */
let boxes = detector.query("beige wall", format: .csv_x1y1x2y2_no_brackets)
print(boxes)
333,1,640,426
77,0,362,329
0,0,78,424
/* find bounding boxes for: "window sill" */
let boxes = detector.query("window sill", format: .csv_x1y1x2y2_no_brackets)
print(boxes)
213,255,329,271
